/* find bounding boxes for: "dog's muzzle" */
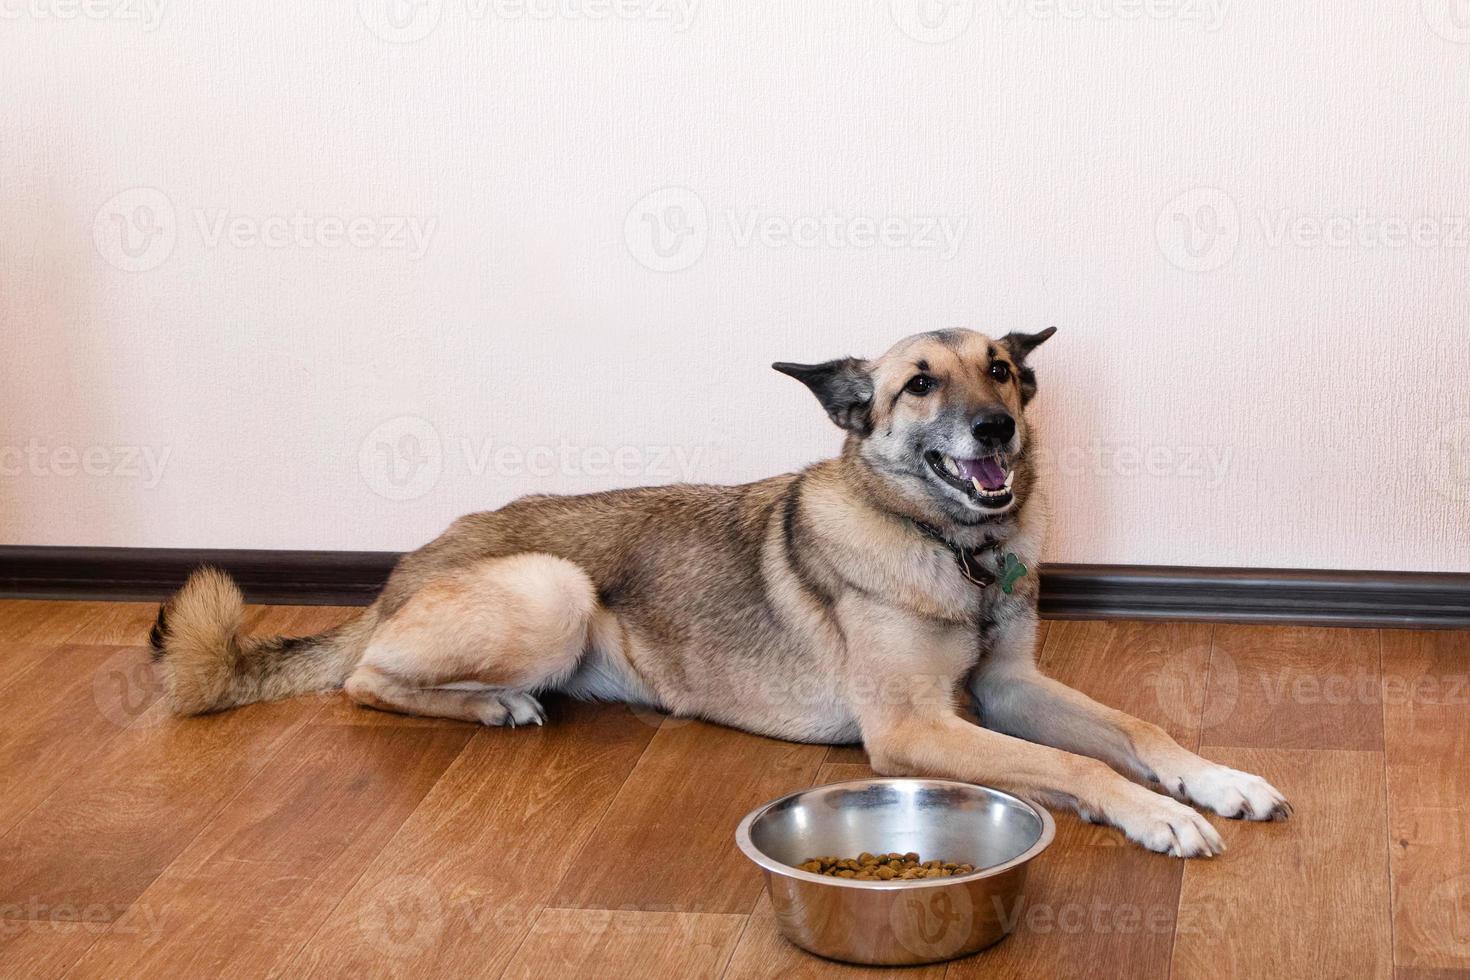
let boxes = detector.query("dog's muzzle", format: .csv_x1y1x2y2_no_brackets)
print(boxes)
923,450,1016,509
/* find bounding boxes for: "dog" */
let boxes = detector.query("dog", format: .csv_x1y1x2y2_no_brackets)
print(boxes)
150,327,1288,857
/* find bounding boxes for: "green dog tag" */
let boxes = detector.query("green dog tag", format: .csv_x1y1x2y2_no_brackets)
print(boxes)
999,553,1028,594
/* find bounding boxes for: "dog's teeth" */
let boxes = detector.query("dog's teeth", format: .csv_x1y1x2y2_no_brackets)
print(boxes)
970,473,1012,500
945,456,961,476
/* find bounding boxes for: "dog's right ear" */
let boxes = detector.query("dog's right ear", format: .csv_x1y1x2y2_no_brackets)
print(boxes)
773,358,874,435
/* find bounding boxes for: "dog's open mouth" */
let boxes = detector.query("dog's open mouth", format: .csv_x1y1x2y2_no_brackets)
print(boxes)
924,450,1015,509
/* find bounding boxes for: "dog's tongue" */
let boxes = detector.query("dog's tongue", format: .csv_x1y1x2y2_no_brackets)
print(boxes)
957,456,1008,491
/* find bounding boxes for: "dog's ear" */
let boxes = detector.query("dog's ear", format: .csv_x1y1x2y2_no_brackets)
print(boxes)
1000,326,1057,362
772,358,873,434
999,327,1057,406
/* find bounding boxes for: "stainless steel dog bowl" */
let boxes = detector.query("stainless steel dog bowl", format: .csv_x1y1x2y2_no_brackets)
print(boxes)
735,778,1055,966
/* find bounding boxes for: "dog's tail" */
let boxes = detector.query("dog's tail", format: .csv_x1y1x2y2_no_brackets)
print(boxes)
148,567,378,715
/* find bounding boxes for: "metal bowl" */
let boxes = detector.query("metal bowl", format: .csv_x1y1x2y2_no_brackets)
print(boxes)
735,777,1055,966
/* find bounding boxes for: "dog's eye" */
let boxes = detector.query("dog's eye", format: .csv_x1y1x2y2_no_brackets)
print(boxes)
904,374,938,396
989,362,1012,383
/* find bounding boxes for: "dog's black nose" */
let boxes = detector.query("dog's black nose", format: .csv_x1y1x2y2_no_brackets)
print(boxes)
972,412,1015,446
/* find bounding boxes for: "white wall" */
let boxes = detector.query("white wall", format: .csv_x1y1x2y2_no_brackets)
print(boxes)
2,0,1467,571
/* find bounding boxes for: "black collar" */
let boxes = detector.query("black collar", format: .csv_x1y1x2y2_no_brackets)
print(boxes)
910,519,999,588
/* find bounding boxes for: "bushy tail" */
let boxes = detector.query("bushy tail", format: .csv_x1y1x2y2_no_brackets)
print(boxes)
149,567,377,715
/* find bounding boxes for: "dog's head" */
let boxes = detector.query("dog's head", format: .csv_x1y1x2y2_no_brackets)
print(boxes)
775,327,1056,525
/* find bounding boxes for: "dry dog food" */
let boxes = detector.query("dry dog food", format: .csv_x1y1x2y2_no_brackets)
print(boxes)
796,852,975,880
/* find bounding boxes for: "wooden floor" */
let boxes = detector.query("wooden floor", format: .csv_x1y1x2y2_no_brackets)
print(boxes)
0,600,1466,979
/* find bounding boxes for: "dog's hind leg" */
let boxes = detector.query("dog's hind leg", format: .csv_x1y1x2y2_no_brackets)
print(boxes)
343,553,597,726
347,667,549,726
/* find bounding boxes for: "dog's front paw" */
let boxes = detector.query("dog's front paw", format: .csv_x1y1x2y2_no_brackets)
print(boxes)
1166,765,1292,822
1102,786,1227,858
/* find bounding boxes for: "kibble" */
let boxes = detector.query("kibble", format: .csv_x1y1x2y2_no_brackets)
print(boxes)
795,852,975,880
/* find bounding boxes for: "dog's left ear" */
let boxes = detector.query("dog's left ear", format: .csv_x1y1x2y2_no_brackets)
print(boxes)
999,327,1057,406
1000,326,1057,362
772,358,873,434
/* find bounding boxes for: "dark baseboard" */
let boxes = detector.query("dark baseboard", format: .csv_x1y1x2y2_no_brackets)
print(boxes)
1040,564,1470,630
0,546,1466,630
0,546,399,606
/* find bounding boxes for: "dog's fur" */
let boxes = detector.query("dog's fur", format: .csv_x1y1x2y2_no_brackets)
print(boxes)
151,328,1288,856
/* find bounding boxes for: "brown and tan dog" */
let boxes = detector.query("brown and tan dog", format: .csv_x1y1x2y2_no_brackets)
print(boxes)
151,328,1288,856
